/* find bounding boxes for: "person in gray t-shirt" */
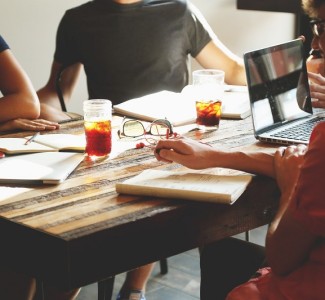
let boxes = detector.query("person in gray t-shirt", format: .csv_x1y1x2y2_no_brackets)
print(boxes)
38,0,246,123
36,2,246,299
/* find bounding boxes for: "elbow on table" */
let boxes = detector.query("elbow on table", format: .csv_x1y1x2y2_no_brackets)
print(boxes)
20,91,41,119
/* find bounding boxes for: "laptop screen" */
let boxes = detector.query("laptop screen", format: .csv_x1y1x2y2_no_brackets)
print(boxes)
244,39,313,134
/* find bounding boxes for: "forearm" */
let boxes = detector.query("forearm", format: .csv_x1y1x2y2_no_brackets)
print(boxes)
155,138,276,176
0,49,40,121
226,60,247,86
37,87,63,111
37,61,82,110
210,150,275,177
195,41,246,86
0,91,40,122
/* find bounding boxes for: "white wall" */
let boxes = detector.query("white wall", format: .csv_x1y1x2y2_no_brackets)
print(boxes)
1,0,88,113
1,0,295,114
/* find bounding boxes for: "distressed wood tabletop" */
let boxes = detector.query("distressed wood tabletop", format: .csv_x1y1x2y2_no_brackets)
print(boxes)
0,116,280,290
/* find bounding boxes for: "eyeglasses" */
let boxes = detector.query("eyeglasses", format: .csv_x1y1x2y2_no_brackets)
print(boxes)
310,19,325,37
118,118,177,145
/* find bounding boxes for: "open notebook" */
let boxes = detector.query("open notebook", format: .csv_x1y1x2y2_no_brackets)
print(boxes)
0,134,85,154
113,88,250,126
0,152,84,184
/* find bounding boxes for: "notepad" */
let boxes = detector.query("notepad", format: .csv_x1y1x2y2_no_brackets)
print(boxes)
116,169,253,205
0,152,84,184
0,134,86,154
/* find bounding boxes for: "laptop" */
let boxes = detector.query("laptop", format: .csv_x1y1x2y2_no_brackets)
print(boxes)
244,38,325,145
0,152,84,185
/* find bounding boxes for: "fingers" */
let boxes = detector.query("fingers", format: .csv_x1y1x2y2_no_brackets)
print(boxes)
308,72,325,84
154,137,196,164
311,99,325,108
275,146,287,158
154,140,181,162
309,76,325,106
275,144,307,158
13,119,60,131
32,119,60,130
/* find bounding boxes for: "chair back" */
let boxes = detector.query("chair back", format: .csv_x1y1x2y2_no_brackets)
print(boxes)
55,66,68,112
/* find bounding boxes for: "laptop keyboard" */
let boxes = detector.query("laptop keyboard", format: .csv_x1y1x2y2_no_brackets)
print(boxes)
270,117,325,142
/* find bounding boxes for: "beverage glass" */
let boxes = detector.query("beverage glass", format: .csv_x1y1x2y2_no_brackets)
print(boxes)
83,99,112,158
192,69,224,131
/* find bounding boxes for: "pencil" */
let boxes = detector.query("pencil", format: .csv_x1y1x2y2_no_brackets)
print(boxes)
24,132,40,145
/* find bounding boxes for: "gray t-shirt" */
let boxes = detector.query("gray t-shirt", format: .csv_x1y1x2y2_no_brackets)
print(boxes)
55,0,211,104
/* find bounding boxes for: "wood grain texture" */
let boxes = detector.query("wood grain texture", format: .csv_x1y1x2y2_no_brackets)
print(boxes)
0,116,279,290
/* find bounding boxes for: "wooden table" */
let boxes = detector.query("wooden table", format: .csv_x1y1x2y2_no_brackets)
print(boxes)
0,116,280,292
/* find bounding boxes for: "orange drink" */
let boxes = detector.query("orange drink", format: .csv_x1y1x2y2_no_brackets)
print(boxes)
84,120,112,157
192,69,224,131
196,100,222,129
83,99,112,158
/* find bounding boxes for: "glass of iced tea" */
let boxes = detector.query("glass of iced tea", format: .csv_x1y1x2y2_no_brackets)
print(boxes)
83,99,112,158
196,100,222,128
192,69,224,131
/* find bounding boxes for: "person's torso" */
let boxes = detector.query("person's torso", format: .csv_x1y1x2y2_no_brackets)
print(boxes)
56,0,210,104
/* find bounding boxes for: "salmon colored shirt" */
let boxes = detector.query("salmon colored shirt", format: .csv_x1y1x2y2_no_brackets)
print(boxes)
227,122,325,300
273,121,325,299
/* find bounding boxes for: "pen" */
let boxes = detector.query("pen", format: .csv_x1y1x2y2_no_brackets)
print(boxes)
24,132,40,145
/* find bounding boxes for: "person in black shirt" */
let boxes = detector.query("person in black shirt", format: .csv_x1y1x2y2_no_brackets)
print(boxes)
37,1,246,299
38,0,246,122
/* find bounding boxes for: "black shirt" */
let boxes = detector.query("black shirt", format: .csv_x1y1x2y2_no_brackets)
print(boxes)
55,0,211,104
0,35,9,53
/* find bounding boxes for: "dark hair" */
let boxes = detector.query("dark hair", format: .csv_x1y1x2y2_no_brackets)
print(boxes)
302,0,325,18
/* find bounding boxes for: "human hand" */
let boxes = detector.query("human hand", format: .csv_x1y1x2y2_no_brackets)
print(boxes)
0,118,60,132
308,72,325,108
154,137,215,169
274,145,307,201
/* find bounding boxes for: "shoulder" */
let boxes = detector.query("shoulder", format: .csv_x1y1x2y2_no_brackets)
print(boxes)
0,35,9,53
63,1,96,19
146,0,186,7
145,0,187,13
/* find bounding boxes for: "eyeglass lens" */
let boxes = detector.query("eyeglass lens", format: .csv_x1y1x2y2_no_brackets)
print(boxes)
122,119,172,137
311,20,325,37
123,120,146,137
149,121,171,136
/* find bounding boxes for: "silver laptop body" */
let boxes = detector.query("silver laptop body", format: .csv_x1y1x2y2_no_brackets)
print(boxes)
244,39,325,145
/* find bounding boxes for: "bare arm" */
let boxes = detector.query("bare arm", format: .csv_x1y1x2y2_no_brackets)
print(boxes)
154,137,275,177
189,2,246,86
37,61,82,121
0,118,59,132
0,49,40,122
195,41,246,86
266,145,317,276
